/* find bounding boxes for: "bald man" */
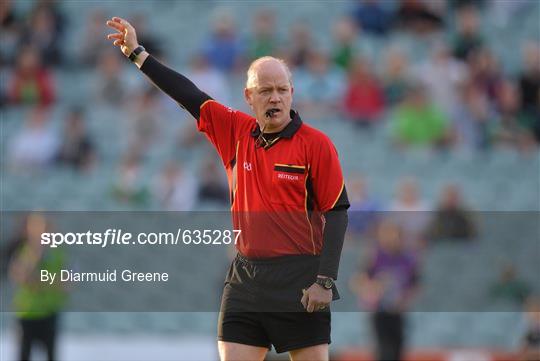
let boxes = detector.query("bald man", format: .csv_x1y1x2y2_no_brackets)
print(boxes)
107,17,349,361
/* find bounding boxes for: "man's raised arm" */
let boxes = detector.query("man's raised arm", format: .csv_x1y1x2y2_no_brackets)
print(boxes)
106,17,211,119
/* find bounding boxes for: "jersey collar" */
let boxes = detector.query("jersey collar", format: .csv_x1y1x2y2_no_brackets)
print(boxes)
251,110,303,139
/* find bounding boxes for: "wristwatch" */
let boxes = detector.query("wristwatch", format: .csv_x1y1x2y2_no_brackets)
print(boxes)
128,45,145,62
315,276,334,290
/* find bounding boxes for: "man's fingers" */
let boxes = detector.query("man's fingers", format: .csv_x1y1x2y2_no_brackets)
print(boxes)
112,16,126,24
301,289,307,309
106,20,124,32
113,17,132,30
307,299,315,313
113,39,124,46
306,289,316,313
107,33,123,40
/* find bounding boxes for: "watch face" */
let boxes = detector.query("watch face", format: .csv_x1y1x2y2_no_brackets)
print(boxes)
324,278,333,289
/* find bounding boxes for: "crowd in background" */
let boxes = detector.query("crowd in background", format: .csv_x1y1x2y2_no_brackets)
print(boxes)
1,0,539,196
2,1,539,167
2,1,539,154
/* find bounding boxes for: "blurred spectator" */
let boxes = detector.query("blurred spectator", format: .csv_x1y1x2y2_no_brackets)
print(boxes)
111,155,149,206
187,53,230,105
331,16,358,70
347,175,382,239
56,106,96,171
152,161,197,211
20,3,64,66
519,43,540,111
352,0,392,36
78,9,108,67
7,106,59,172
93,49,127,106
426,183,477,241
0,0,18,31
286,22,313,69
382,47,411,105
125,87,161,157
391,84,449,148
247,8,279,60
202,8,243,73
517,296,540,361
343,56,385,127
414,43,468,117
453,5,484,61
518,43,540,142
389,177,430,250
524,91,540,144
468,47,503,104
198,158,229,205
349,219,420,361
452,80,493,151
8,45,55,107
489,263,531,305
395,0,445,35
35,0,65,35
293,48,345,120
0,0,22,66
492,80,536,151
7,213,67,361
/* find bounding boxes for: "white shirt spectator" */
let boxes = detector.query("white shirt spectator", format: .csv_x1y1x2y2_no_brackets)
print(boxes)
413,45,468,118
8,109,59,171
153,162,197,211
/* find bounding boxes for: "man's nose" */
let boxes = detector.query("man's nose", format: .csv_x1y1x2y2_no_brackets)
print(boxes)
269,91,281,103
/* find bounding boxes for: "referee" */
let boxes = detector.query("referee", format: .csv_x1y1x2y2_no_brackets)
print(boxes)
107,17,349,361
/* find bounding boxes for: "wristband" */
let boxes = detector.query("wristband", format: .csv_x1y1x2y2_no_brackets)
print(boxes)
128,45,145,62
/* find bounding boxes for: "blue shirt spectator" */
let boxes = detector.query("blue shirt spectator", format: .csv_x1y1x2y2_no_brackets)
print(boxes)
203,9,244,73
353,0,393,36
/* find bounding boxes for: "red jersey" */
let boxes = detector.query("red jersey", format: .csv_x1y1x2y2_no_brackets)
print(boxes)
198,100,346,258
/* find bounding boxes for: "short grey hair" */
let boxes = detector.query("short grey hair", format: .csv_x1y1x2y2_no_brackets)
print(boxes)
245,56,292,89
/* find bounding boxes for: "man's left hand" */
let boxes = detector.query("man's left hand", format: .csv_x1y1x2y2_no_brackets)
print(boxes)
301,283,332,313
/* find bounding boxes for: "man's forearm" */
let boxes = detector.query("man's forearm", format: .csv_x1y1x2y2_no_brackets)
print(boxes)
137,53,212,119
318,208,348,280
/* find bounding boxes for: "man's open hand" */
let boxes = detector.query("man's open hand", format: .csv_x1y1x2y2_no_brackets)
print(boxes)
106,17,139,57
301,283,332,313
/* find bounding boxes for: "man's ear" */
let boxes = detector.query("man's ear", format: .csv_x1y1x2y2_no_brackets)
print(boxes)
291,86,294,96
244,88,253,108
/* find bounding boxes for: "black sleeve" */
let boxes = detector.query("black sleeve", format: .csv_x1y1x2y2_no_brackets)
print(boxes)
318,186,350,280
139,55,212,120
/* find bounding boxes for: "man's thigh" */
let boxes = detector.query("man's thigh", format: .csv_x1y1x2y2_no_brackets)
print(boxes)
262,311,331,354
289,343,329,361
218,341,268,361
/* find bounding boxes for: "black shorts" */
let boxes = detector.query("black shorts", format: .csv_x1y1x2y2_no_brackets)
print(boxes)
217,252,340,354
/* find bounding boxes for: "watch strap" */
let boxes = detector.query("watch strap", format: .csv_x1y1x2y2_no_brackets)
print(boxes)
128,45,145,62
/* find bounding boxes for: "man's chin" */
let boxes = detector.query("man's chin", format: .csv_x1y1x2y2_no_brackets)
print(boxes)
266,117,288,131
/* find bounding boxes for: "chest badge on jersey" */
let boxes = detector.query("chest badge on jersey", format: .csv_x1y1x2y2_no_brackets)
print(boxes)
273,164,306,181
